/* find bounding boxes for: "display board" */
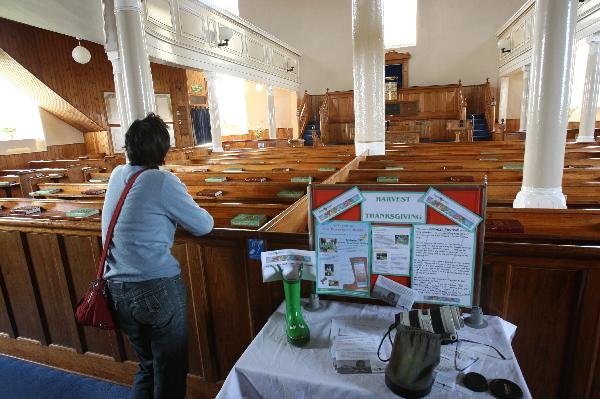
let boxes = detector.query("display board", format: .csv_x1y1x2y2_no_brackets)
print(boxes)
309,184,486,307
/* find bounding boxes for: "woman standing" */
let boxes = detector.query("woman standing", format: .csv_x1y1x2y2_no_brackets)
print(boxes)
103,114,214,399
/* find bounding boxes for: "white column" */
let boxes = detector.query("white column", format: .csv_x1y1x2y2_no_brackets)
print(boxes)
205,72,224,152
577,34,600,143
352,0,385,156
498,76,510,124
267,85,277,139
106,51,129,132
114,0,155,126
519,64,531,131
514,0,578,209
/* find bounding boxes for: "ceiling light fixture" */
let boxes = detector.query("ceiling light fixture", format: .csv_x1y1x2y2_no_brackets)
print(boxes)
72,38,91,64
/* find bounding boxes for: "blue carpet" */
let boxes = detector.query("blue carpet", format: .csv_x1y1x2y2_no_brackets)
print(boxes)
0,355,130,399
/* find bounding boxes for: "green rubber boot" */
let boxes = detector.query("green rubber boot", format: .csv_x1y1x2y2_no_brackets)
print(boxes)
282,277,310,346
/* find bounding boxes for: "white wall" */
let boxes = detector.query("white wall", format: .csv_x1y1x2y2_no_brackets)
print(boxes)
239,0,526,92
39,108,85,146
507,71,523,120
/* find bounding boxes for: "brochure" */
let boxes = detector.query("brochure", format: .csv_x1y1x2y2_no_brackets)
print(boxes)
371,225,412,275
316,220,371,297
371,275,418,310
260,249,316,282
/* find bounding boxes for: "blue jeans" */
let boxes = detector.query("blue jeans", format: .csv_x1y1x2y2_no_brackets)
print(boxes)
108,275,188,399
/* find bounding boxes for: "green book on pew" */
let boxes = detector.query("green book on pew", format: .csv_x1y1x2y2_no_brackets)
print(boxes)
230,214,268,228
223,168,244,172
318,167,336,172
385,166,404,170
290,176,312,183
277,190,305,199
502,162,524,170
31,188,62,195
205,176,228,183
66,208,100,218
377,176,399,183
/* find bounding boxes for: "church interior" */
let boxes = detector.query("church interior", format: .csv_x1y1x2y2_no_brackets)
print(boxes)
0,0,598,398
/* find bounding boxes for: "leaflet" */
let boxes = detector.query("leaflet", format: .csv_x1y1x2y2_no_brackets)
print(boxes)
420,188,482,231
371,225,412,275
312,186,364,224
411,225,476,307
371,275,418,310
316,221,371,297
261,249,316,282
330,318,391,374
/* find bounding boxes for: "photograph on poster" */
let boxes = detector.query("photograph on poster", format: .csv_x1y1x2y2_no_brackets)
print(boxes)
316,221,371,297
361,192,426,224
312,186,365,224
371,225,412,276
420,188,482,231
411,225,476,307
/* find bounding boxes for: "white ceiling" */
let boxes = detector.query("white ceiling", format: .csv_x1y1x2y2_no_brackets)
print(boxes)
0,0,105,44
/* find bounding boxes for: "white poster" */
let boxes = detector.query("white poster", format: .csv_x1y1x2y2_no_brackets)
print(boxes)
411,225,476,307
371,225,411,276
361,192,426,224
316,221,371,297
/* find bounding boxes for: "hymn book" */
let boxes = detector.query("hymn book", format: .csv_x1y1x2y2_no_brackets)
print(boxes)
244,177,269,182
205,176,228,183
230,214,268,228
197,189,224,198
81,189,107,195
66,208,100,218
10,206,42,215
277,190,304,199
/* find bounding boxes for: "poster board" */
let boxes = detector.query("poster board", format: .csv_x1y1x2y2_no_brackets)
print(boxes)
309,184,486,307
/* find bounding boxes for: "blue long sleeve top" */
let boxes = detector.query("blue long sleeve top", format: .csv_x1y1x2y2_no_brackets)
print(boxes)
102,164,214,282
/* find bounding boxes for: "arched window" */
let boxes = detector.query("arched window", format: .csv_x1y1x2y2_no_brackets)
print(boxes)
384,0,418,49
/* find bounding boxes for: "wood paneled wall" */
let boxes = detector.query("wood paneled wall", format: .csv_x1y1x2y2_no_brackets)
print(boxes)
0,143,86,170
83,131,112,156
461,84,486,115
0,18,195,152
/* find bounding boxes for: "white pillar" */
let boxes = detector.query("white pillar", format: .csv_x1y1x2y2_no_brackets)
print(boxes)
498,76,510,124
352,0,385,156
114,0,155,126
519,64,531,131
106,51,130,132
205,72,224,152
267,85,277,139
514,0,578,209
577,34,600,143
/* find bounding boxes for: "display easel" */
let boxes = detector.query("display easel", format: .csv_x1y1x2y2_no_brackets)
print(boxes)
308,183,487,308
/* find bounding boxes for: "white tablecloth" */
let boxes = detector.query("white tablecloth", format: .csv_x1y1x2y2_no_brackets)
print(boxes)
217,300,531,399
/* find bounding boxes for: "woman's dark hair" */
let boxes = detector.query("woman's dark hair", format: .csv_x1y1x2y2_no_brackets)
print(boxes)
125,113,170,167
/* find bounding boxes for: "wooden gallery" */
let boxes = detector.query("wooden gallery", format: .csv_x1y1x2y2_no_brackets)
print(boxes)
0,0,598,398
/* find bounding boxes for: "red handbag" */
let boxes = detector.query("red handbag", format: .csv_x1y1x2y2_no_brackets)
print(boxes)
74,169,147,330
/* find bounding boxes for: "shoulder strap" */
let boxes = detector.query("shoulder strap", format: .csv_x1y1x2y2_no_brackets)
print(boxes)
96,168,147,279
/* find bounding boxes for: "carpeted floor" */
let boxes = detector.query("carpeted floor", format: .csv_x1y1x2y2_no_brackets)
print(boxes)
0,355,130,399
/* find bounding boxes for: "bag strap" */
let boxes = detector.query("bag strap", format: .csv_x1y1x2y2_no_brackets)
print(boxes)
96,168,147,279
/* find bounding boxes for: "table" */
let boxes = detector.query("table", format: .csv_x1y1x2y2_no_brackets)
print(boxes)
217,300,531,399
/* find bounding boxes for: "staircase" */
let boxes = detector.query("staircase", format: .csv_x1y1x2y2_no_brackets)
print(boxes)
302,121,321,146
469,113,491,141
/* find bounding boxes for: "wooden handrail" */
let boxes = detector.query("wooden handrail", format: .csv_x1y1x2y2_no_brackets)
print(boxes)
297,90,309,137
319,89,330,143
483,78,496,133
